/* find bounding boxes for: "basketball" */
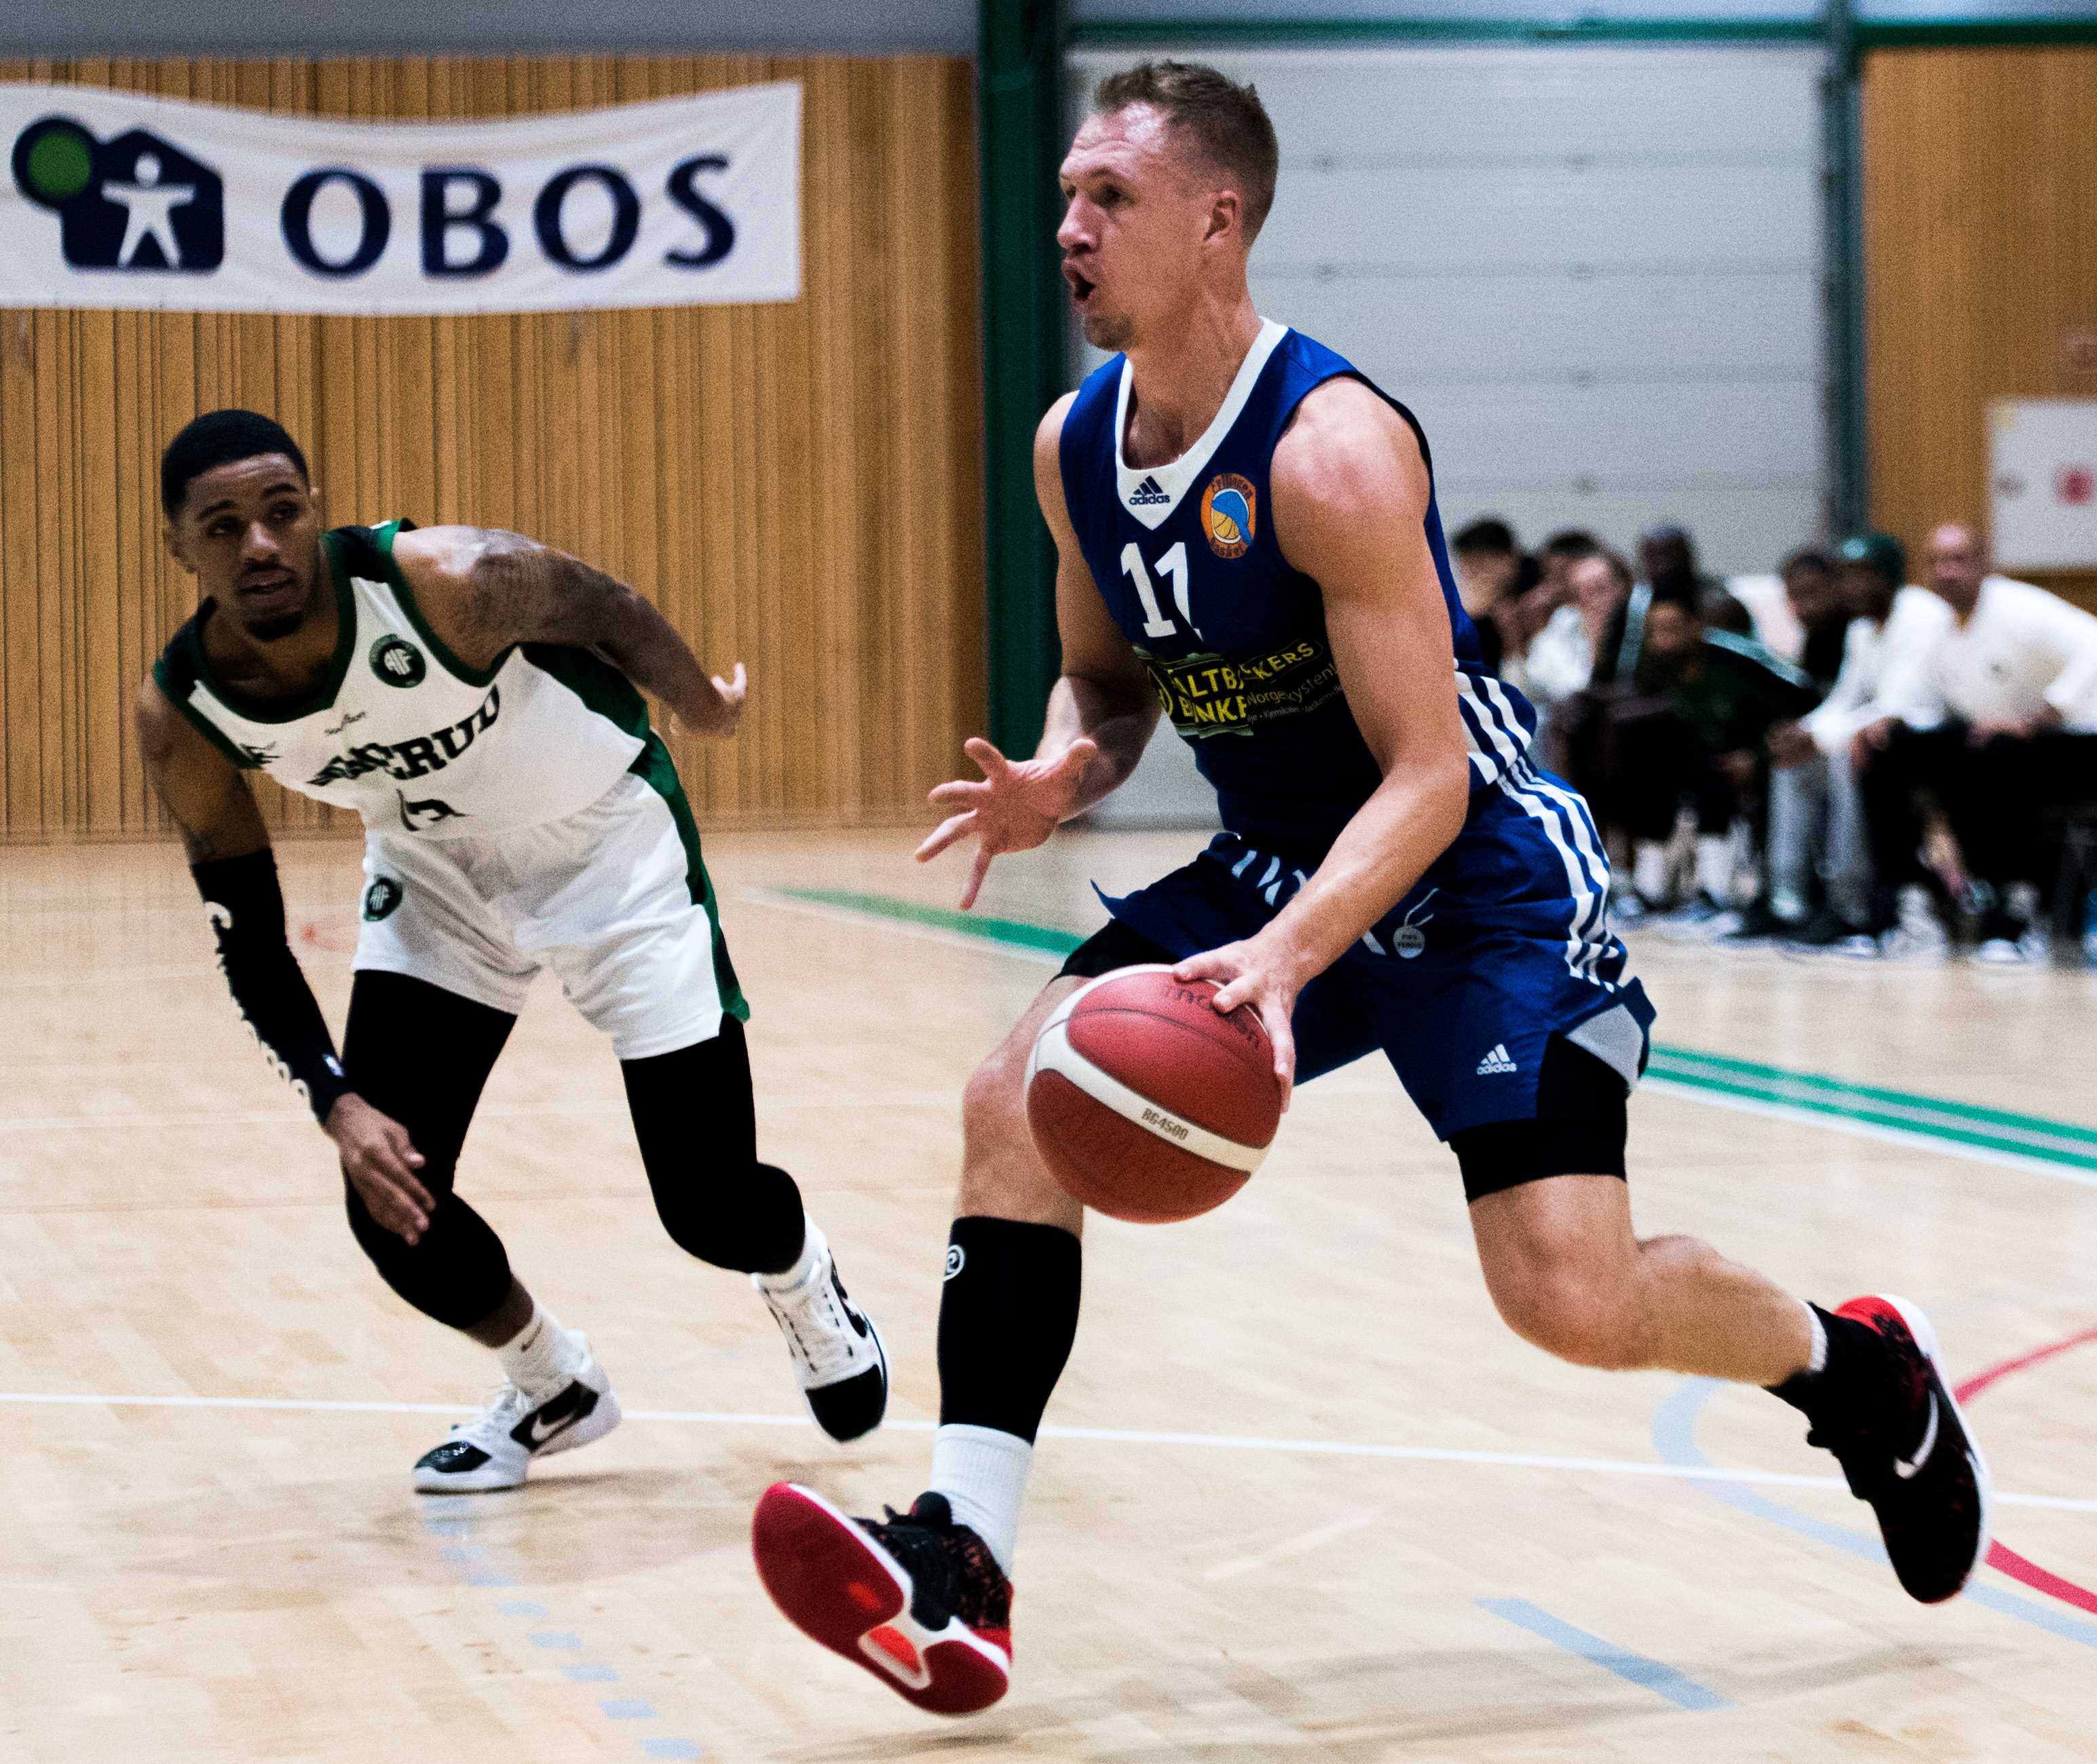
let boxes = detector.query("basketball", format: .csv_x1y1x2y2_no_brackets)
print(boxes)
1023,965,1284,1223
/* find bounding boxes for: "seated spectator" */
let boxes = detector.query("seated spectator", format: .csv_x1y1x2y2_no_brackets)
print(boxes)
1510,529,1602,707
1727,547,1844,674
1583,586,1819,922
1857,522,2097,959
1450,516,1537,678
1639,522,1750,636
1534,549,1638,775
1754,533,1949,942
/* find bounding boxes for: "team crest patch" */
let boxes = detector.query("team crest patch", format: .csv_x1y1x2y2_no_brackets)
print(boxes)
370,634,426,687
1201,473,1256,558
362,877,404,921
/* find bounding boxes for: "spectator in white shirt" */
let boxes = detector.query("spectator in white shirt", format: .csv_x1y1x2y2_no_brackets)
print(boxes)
1857,522,2097,957
1755,534,1949,940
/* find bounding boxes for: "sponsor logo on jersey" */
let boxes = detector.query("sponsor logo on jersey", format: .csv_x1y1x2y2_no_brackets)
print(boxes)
396,792,468,832
1139,640,1342,738
1127,473,1171,507
361,877,404,921
370,634,428,687
306,684,500,788
1200,472,1256,558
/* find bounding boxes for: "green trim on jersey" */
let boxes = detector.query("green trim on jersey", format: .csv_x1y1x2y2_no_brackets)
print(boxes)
628,732,749,1024
149,653,266,769
178,532,360,725
374,520,511,689
523,643,651,739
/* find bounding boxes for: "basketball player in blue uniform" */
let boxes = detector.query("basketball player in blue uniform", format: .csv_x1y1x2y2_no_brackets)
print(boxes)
752,62,1988,1715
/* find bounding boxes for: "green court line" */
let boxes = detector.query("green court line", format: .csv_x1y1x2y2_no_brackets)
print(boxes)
770,887,2097,1174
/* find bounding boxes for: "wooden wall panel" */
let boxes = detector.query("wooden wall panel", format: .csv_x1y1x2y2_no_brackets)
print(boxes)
1862,46,2097,613
0,54,986,841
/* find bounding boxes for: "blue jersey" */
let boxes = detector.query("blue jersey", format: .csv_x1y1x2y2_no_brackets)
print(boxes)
1059,321,1538,861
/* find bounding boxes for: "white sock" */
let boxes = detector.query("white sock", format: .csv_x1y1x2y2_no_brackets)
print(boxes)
1802,1302,1828,1376
495,1302,582,1400
1633,841,1669,902
931,1423,1033,1573
753,1214,820,1293
1695,834,1732,902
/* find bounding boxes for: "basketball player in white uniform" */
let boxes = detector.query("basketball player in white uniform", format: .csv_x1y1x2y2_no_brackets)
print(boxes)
138,409,887,1491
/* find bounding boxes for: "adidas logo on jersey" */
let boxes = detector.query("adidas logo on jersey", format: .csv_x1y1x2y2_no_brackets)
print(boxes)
1128,474,1170,506
1475,1043,1518,1076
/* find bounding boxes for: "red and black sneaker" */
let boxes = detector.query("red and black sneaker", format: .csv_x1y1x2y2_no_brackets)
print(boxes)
752,1484,1013,1716
1813,1295,1991,1604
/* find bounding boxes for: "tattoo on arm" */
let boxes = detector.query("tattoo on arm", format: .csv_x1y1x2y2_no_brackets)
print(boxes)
455,529,643,654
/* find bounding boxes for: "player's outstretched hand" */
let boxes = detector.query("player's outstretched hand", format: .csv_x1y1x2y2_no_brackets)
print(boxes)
915,736,1098,910
1173,934,1304,1109
326,1094,434,1244
677,662,747,738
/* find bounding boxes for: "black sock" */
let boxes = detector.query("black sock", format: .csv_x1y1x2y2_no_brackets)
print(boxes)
1768,1303,1895,1427
937,1216,1082,1443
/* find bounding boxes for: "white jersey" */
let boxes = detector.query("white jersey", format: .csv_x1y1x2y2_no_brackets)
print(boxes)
153,521,648,838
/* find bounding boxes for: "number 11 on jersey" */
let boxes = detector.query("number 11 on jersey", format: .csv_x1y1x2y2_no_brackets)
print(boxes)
1120,541,1196,640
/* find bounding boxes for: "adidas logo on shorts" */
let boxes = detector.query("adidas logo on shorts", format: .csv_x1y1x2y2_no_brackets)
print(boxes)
1475,1043,1518,1076
1128,474,1171,506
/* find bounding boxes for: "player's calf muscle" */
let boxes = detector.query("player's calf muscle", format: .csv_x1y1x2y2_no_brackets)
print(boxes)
956,980,1085,1230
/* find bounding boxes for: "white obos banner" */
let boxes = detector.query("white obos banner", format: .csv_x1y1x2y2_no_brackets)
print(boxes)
0,81,800,314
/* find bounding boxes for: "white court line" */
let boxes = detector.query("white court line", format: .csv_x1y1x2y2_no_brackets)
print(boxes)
2,1389,2087,1514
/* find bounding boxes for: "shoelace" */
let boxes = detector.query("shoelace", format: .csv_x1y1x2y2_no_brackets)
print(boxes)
761,1269,865,1384
451,1381,531,1444
867,1508,1010,1631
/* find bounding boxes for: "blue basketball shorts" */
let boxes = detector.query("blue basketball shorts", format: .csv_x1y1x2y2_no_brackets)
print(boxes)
1073,773,1656,1148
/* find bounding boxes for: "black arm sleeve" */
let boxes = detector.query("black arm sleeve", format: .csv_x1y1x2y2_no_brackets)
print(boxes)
189,850,351,1125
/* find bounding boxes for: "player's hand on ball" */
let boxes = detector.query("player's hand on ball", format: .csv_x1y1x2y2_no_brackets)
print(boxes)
1173,934,1306,1107
916,736,1099,910
326,1094,434,1244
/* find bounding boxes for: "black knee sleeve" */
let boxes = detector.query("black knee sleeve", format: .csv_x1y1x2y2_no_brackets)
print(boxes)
344,1181,514,1330
623,1019,807,1276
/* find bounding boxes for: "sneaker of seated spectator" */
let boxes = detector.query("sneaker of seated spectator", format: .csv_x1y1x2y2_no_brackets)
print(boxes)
1597,592,1821,921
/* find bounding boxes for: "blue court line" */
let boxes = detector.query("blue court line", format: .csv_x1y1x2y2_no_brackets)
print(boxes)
1478,1598,1728,1710
419,1510,709,1757
1651,1379,2097,1651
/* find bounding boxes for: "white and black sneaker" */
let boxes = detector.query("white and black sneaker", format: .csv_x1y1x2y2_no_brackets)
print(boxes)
755,1222,888,1443
412,1345,621,1493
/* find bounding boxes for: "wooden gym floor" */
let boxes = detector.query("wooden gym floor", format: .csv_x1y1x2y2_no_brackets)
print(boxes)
1,828,2092,1762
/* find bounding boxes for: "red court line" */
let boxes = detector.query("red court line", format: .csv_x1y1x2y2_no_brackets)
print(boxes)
1954,1327,2097,1617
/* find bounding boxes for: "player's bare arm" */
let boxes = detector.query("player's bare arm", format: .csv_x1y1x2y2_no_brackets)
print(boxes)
136,678,433,1242
1175,378,1472,1090
390,525,747,735
917,394,1163,909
